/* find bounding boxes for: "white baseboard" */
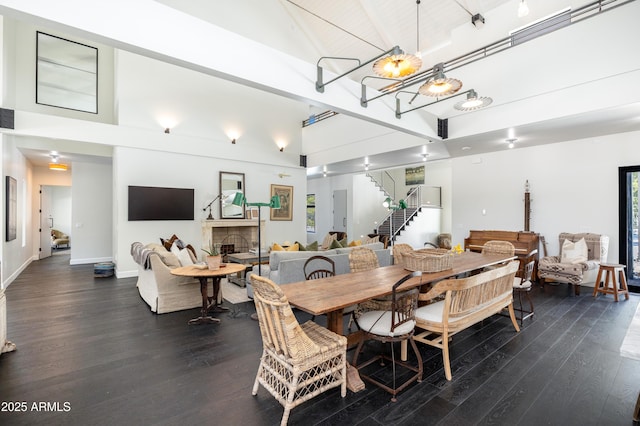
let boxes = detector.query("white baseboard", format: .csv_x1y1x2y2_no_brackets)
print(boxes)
69,256,113,266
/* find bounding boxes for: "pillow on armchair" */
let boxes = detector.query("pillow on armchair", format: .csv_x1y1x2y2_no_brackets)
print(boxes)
560,238,588,264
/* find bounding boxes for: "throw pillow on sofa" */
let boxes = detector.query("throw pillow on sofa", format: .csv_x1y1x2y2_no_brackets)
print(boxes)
146,243,181,268
329,239,343,249
170,241,195,266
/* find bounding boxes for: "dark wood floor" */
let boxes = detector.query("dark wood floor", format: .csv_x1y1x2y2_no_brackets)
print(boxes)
1,254,639,425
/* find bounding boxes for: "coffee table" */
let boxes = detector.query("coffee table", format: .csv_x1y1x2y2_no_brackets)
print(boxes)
171,263,246,325
226,252,269,287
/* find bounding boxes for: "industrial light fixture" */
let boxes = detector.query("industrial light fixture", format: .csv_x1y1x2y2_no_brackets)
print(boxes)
364,157,370,171
421,153,429,162
518,0,530,17
419,63,462,97
232,193,281,277
454,89,493,111
231,138,236,144
164,128,170,134
371,1,422,78
316,45,419,92
395,88,473,118
506,138,517,148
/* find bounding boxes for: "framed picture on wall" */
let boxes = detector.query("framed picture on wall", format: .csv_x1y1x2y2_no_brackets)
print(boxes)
270,184,293,221
6,176,17,241
405,165,425,185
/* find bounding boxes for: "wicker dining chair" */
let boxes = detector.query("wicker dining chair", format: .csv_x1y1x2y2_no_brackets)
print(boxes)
481,240,516,257
351,271,423,402
392,243,414,267
250,274,347,426
349,247,379,272
481,240,515,271
304,255,336,321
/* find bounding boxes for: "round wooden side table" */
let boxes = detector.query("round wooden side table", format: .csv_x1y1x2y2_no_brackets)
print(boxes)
171,263,246,324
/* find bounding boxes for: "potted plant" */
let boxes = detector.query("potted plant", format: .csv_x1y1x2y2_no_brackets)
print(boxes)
202,243,222,270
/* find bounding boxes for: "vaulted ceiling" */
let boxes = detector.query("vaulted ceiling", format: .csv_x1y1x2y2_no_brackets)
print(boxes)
156,0,640,178
5,0,640,177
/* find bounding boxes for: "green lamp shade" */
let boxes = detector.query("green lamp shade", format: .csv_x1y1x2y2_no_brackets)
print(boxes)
398,199,407,209
232,192,245,206
269,195,281,209
383,197,391,208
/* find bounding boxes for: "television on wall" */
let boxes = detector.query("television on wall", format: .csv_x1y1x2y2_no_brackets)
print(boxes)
128,186,194,221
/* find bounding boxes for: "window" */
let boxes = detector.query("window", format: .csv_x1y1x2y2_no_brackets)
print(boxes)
306,194,316,233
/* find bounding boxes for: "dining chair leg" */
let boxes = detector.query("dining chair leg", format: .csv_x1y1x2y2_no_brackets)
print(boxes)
507,303,520,332
442,330,452,381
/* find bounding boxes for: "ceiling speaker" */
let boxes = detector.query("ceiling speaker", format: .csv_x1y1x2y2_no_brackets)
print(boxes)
438,118,448,139
0,108,14,129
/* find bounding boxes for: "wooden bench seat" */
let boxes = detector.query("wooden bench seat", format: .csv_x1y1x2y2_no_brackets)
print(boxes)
413,261,520,380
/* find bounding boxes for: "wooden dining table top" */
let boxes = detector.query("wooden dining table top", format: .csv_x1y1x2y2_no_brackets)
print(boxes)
281,251,515,316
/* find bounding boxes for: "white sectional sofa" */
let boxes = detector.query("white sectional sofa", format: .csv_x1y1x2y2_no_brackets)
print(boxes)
246,242,390,298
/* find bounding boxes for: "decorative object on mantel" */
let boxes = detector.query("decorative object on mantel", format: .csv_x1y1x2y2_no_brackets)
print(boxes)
203,193,222,220
270,184,293,221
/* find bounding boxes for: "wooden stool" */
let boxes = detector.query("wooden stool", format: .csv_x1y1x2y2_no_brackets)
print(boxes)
592,263,630,302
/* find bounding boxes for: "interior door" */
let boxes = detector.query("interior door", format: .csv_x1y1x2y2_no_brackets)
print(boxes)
333,189,347,232
39,186,52,259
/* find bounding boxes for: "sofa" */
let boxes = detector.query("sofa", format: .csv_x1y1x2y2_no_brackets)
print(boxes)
246,242,390,298
131,242,203,314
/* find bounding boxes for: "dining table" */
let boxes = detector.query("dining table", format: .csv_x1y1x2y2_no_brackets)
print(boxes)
281,251,516,346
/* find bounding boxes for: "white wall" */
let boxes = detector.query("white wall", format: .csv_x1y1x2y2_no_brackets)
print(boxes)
114,146,307,277
2,135,33,289
70,162,112,265
452,131,640,263
352,173,388,240
396,208,442,248
11,20,115,123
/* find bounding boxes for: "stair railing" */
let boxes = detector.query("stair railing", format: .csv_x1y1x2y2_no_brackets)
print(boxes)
376,186,422,243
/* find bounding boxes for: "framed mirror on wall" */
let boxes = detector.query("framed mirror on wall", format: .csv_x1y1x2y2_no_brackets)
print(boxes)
36,31,98,113
220,172,245,219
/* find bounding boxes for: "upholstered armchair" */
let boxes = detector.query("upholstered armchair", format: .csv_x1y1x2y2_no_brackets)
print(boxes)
537,233,609,295
50,229,70,248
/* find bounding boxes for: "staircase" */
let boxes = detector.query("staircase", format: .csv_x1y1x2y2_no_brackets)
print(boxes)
375,187,422,244
378,207,420,244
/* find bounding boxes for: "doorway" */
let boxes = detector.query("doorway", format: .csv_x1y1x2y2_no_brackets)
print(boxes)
333,189,347,233
618,166,639,292
40,185,72,259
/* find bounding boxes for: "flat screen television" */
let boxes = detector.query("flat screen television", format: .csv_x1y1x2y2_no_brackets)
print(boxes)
128,186,194,221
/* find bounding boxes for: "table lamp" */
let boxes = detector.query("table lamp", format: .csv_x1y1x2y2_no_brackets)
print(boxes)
232,193,281,277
